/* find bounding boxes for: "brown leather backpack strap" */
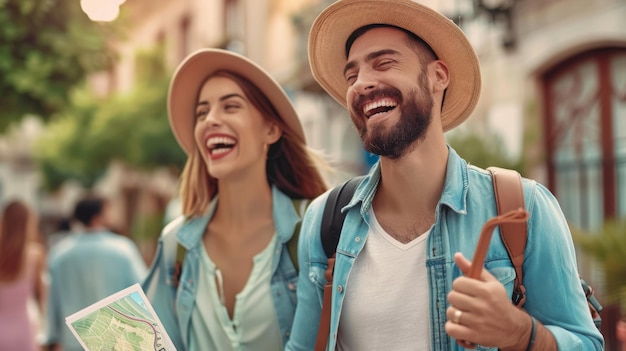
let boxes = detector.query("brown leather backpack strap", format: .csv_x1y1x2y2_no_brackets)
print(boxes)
315,255,336,351
487,167,528,307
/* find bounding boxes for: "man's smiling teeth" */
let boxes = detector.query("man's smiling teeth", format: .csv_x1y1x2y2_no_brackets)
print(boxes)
363,99,398,117
206,136,236,154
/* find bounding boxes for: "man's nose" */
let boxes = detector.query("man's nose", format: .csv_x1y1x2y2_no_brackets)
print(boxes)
351,71,377,95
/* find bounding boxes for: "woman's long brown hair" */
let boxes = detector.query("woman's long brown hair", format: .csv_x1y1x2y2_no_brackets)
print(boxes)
0,201,33,281
179,70,328,217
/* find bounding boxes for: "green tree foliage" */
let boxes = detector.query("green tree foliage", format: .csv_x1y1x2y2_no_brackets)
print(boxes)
34,48,186,190
0,0,118,131
572,219,626,308
447,132,524,174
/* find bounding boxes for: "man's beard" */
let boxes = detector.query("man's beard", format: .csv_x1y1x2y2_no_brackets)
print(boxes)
352,75,433,160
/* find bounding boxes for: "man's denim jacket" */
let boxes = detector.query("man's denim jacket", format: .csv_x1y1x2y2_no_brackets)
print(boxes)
143,187,302,350
286,147,604,351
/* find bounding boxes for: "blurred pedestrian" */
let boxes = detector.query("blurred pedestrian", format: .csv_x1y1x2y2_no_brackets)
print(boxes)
143,48,329,350
618,319,626,351
42,195,147,351
0,200,47,351
46,217,72,250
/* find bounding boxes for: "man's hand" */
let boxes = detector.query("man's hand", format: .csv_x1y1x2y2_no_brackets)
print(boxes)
445,252,532,350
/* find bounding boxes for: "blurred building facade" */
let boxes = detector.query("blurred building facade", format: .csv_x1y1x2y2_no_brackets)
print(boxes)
0,117,43,209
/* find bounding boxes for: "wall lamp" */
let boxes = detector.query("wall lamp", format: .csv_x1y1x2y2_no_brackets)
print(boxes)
474,0,518,50
446,0,519,51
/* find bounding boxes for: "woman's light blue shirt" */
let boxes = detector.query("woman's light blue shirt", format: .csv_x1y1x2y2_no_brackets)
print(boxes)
189,234,282,350
286,147,604,351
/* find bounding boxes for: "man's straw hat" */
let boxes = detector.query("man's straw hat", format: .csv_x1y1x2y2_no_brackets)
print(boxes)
308,0,481,131
168,49,305,154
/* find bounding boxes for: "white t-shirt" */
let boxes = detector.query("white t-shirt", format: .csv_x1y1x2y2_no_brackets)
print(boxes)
337,208,431,350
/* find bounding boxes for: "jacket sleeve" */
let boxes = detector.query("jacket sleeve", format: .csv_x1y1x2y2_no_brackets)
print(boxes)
285,194,329,351
522,181,604,350
142,217,186,351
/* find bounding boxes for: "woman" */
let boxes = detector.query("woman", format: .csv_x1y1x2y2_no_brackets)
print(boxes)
618,319,626,351
143,49,328,351
0,200,47,351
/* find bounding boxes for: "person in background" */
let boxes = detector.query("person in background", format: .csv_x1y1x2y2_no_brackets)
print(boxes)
618,319,626,351
142,48,329,351
286,0,604,350
43,195,147,351
46,217,72,250
0,200,46,351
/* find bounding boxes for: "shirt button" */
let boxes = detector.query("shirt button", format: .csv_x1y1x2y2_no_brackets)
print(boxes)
355,237,361,242
285,331,290,337
337,285,343,293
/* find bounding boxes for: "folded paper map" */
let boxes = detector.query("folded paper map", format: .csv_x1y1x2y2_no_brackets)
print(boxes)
65,283,176,351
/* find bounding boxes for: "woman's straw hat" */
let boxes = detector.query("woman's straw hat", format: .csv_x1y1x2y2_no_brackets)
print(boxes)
168,49,305,154
308,0,481,131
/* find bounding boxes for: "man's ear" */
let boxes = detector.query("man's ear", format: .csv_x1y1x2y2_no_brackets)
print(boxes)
266,123,282,145
431,60,450,92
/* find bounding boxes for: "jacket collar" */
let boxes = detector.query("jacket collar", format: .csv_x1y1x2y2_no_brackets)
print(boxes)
346,146,469,216
439,146,469,215
176,186,301,249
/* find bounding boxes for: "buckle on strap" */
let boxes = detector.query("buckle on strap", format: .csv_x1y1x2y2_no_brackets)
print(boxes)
512,285,526,306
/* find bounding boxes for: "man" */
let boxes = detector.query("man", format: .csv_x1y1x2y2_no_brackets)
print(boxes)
286,0,604,350
43,196,147,351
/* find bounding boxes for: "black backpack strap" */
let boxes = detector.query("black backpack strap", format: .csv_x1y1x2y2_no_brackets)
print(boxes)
315,176,363,351
320,176,364,258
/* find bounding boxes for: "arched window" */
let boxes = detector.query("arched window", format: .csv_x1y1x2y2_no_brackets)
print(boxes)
542,48,626,230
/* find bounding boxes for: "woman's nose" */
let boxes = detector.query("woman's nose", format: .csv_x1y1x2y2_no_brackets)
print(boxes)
203,110,222,127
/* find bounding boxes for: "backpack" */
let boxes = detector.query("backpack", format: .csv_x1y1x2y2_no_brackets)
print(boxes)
172,198,306,288
314,168,602,351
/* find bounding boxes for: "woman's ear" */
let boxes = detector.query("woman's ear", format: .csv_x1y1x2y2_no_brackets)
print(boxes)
266,123,282,145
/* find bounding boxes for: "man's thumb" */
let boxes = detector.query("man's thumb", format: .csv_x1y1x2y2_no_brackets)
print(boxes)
454,252,472,275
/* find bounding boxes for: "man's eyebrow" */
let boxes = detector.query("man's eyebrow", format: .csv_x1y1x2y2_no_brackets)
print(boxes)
343,49,400,77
